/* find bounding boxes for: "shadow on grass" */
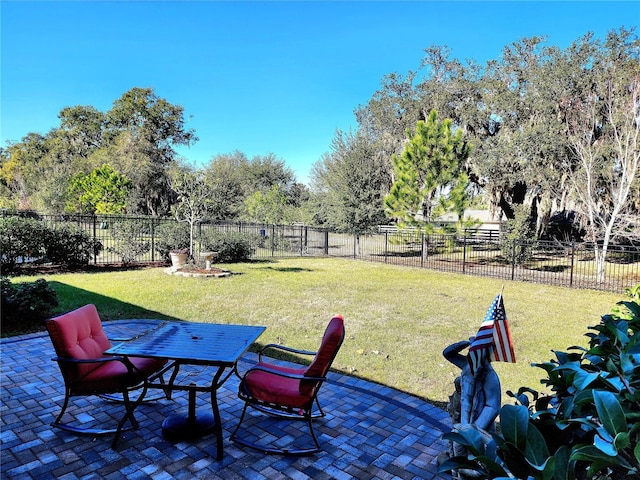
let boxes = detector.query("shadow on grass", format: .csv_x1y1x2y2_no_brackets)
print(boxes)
48,281,182,322
1,280,184,339
254,266,314,273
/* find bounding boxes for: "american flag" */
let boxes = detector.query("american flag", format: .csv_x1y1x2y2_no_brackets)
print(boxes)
467,293,516,375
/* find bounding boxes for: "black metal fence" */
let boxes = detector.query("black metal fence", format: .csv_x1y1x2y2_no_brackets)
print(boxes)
3,212,639,293
325,229,639,294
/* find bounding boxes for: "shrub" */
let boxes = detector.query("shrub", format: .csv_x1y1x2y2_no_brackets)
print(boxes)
501,204,535,265
0,217,47,272
199,229,259,263
0,217,102,271
1,277,58,334
155,221,191,261
439,284,640,480
107,219,150,264
44,225,103,267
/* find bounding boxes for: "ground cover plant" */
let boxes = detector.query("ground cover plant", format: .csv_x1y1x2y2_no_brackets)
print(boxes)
5,257,623,408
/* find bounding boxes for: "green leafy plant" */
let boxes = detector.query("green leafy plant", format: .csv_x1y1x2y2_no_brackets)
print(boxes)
44,224,103,267
1,277,59,333
501,204,535,265
439,284,640,480
0,217,102,271
155,221,191,261
107,219,150,264
198,230,259,263
0,216,47,272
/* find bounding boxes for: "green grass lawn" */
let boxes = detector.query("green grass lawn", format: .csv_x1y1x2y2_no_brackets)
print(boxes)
10,257,624,408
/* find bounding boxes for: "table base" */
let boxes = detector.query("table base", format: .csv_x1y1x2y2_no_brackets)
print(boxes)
162,412,216,441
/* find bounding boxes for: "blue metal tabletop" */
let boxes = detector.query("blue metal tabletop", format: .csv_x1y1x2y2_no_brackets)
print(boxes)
106,321,266,365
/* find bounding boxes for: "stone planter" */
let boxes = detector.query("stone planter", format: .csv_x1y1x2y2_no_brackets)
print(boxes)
169,252,188,268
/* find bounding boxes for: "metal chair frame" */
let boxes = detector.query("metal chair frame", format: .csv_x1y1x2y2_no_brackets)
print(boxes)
46,305,169,448
231,316,344,456
51,355,153,448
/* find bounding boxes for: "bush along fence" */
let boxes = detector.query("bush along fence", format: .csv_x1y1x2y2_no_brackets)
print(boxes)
1,211,638,293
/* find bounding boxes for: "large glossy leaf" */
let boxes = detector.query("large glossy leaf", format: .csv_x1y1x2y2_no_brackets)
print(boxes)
437,456,486,475
593,390,627,437
614,431,631,450
594,431,617,456
571,369,600,390
474,455,512,477
620,353,636,375
524,422,550,469
500,405,529,452
441,426,486,456
570,445,631,469
553,445,573,480
524,455,553,477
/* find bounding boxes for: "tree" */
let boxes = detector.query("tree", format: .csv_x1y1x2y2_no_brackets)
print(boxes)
204,151,305,222
204,151,251,221
558,29,640,283
66,164,132,214
104,87,197,216
168,162,214,257
0,88,196,216
385,110,472,230
310,129,390,239
242,184,289,224
57,105,105,158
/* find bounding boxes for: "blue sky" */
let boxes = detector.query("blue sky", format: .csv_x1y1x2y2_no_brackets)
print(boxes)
1,1,637,184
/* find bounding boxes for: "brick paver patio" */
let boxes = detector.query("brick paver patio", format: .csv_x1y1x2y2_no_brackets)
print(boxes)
1,321,452,479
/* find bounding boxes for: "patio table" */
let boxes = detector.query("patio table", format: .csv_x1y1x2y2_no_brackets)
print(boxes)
105,321,265,460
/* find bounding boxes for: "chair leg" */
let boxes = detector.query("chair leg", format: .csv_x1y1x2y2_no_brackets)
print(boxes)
306,413,321,453
230,402,250,445
53,389,71,426
231,403,322,456
313,397,325,418
52,390,132,436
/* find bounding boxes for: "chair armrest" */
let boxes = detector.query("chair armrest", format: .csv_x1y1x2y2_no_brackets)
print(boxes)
258,343,317,362
52,355,149,377
52,355,124,365
108,337,133,342
245,363,326,383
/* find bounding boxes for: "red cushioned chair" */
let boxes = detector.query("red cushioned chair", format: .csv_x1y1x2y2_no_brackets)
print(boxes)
45,304,168,448
231,315,345,455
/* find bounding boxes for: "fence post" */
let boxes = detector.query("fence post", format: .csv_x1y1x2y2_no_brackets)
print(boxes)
353,233,357,259
425,234,429,265
462,232,467,274
324,229,329,255
92,215,97,265
303,226,308,255
420,231,424,268
299,226,303,256
384,231,388,263
511,240,516,281
271,224,275,257
151,219,155,262
570,241,575,288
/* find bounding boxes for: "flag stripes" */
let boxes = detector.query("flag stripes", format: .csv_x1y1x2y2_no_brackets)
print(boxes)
467,293,516,375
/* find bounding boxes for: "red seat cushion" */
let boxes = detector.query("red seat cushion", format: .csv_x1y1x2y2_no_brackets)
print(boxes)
244,363,313,409
75,356,168,394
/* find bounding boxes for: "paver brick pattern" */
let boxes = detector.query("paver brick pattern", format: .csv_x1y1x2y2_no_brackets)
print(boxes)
1,321,452,479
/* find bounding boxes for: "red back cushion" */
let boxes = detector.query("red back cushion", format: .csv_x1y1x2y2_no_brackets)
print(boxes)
305,315,345,379
46,304,111,381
